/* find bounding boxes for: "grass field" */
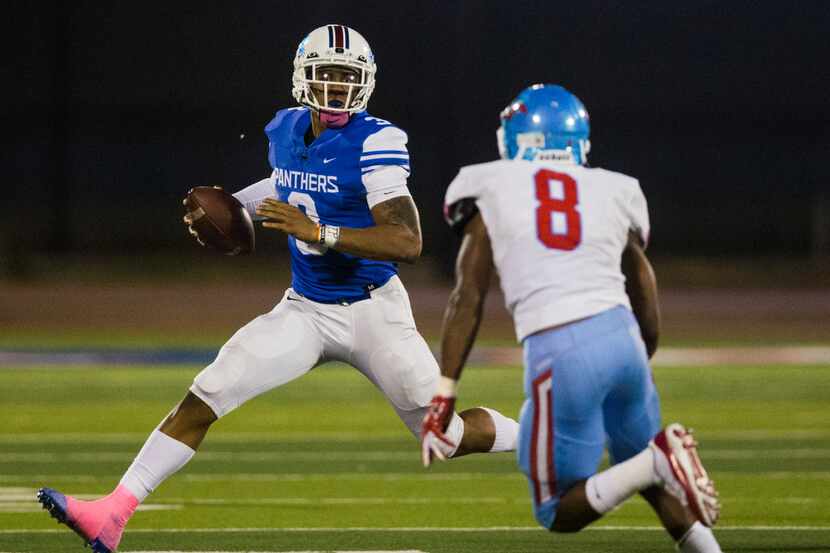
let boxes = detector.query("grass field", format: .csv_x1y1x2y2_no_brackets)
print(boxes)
1,361,829,552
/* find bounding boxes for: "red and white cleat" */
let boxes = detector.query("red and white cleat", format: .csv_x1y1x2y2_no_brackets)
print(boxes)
650,423,720,527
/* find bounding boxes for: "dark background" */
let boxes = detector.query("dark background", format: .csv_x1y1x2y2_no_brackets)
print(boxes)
7,1,830,274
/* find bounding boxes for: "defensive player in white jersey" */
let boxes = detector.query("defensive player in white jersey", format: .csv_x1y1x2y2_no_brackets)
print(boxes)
420,84,722,552
36,25,518,553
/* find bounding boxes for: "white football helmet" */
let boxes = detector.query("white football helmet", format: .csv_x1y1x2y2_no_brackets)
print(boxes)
292,25,377,114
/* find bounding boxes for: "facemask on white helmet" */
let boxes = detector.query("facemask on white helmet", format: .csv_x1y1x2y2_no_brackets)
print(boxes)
292,25,377,117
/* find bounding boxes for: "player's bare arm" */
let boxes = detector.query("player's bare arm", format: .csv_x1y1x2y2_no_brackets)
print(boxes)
440,212,493,381
621,230,660,357
256,195,423,264
420,211,497,465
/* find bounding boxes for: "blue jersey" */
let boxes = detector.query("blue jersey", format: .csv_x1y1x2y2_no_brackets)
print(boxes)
265,107,412,304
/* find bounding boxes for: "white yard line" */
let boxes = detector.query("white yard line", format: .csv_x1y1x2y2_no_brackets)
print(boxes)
697,429,830,440
175,497,507,506
0,472,525,484
179,472,522,482
2,486,822,509
690,449,830,460
0,451,462,463
1,526,829,534
2,428,829,444
3,470,830,485
0,503,181,513
0,487,182,513
2,448,829,464
0,432,412,444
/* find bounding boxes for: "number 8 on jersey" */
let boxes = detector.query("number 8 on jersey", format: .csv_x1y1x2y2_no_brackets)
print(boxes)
535,169,581,251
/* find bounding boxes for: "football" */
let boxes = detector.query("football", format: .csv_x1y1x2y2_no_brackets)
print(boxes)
183,186,255,255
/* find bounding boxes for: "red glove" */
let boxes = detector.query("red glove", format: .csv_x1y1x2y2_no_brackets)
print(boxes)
420,393,457,467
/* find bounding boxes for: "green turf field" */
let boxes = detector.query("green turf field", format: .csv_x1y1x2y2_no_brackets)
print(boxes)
1,363,828,552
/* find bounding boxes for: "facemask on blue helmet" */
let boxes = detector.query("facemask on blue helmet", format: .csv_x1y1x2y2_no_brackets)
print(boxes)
496,84,590,165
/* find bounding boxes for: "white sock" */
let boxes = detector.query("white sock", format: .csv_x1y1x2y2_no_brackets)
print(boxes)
585,447,659,514
677,522,722,553
443,412,464,458
119,430,196,502
480,407,519,452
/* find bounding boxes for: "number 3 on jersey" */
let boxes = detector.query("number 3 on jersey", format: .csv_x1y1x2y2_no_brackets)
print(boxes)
534,169,581,251
287,192,326,256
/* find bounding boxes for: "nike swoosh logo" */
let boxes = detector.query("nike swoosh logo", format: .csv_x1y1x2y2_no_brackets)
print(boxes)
323,157,336,164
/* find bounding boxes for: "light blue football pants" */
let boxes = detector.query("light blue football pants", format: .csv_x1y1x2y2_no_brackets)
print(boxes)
517,305,662,528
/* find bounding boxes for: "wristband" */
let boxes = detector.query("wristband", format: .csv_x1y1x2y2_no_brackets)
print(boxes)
436,376,458,398
323,225,340,248
317,224,325,245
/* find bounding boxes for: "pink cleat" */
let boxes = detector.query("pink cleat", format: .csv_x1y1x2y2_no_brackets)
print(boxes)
37,485,138,553
650,423,721,527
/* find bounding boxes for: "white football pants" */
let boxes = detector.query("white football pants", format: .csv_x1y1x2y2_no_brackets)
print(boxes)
190,275,446,436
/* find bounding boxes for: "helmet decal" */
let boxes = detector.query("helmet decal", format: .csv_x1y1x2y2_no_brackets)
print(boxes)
501,101,528,121
328,24,349,49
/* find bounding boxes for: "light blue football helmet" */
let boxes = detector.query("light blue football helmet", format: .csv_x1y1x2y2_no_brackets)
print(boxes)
497,84,590,164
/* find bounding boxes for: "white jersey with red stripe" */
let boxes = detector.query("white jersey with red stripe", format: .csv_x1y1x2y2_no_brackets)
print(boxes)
444,159,649,342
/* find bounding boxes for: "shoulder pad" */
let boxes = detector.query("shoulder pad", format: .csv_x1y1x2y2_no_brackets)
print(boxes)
265,107,307,141
350,113,406,138
359,124,410,174
359,113,398,129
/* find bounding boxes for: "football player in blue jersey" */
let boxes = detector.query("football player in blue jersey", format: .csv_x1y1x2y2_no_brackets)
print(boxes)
36,25,519,553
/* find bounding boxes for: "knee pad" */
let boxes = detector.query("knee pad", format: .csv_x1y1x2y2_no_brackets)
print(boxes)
190,345,246,418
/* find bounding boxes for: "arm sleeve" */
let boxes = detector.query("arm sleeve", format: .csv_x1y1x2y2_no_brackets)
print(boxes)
363,165,412,209
444,198,479,236
443,167,481,235
233,174,276,220
361,126,412,208
625,180,651,248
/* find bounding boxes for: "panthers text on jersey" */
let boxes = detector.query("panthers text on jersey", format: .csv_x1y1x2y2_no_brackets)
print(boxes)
444,160,650,342
264,107,412,303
